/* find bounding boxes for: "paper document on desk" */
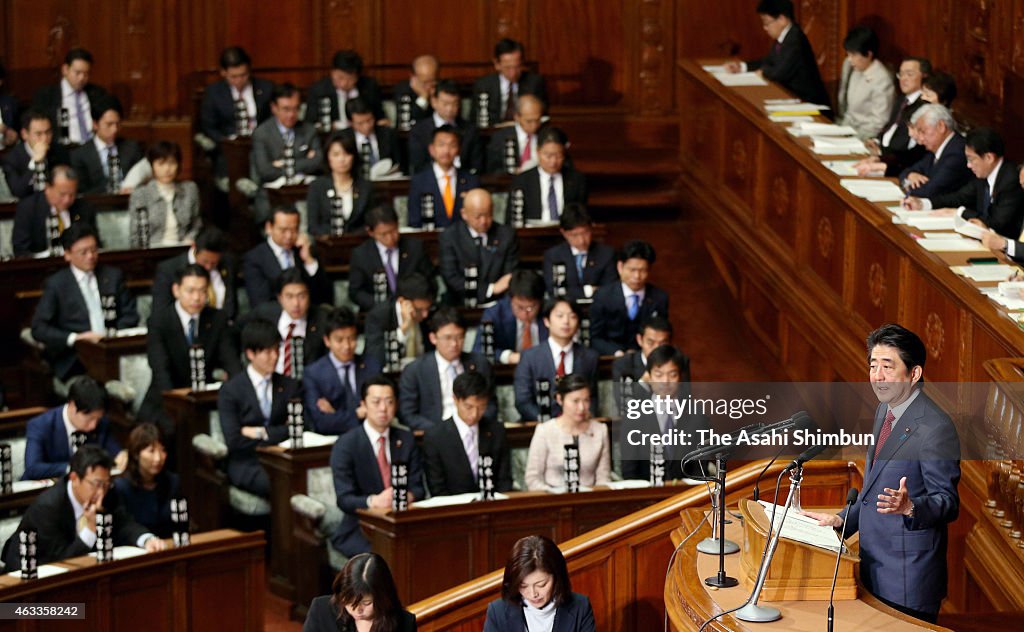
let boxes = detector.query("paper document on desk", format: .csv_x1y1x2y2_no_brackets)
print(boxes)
771,115,815,123
109,327,148,338
765,102,828,112
702,65,728,74
822,160,860,176
983,287,1024,310
757,500,843,552
91,546,148,561
413,492,511,508
840,178,904,201
954,208,987,240
813,138,868,155
951,265,1018,282
714,72,768,87
605,480,653,490
789,122,858,137
917,238,990,253
278,432,338,449
903,215,956,231
6,564,69,579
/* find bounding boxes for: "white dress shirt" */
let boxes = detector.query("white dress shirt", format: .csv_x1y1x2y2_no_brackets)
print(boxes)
435,352,463,421
267,236,319,277
432,162,458,197
175,301,197,340
539,170,563,222
362,420,391,507
92,136,118,178
230,83,257,122
335,87,359,129
67,264,104,345
932,132,955,164
61,405,80,464
880,91,921,149
621,282,645,312
452,412,479,472
187,248,226,310
375,241,399,274
274,310,307,374
61,79,93,144
547,337,574,375
499,75,517,108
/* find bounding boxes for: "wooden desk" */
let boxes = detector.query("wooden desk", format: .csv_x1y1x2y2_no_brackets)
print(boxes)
676,59,1024,405
75,335,147,385
359,485,684,603
0,529,265,632
162,387,220,530
665,507,949,631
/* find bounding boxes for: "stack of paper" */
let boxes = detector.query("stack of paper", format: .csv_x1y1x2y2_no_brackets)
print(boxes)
983,287,1024,310
714,72,768,87
413,492,511,508
765,102,826,115
90,546,148,561
954,209,987,240
840,178,904,201
812,136,868,155
951,265,1017,282
902,215,956,231
278,432,338,449
821,160,861,176
917,238,990,253
757,500,843,552
110,327,148,338
771,115,815,123
789,122,858,137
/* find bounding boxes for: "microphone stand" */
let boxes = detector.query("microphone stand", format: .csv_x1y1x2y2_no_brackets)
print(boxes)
734,464,805,622
703,454,739,588
827,490,858,632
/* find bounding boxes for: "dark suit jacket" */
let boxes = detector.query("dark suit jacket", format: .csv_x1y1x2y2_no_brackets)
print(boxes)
589,283,670,355
303,595,417,632
485,125,521,174
439,221,519,304
543,242,617,303
70,138,144,194
470,71,547,126
251,119,323,182
340,125,402,173
217,371,301,495
12,191,96,257
398,352,496,430
483,593,595,632
248,302,329,368
930,159,1024,237
746,23,831,109
31,265,139,380
242,240,333,308
407,117,483,175
22,406,122,480
306,176,374,237
30,83,109,134
138,305,241,427
899,133,973,199
329,424,424,556
348,235,435,312
199,78,274,143
509,166,588,221
0,93,18,136
422,417,512,496
302,353,381,435
472,295,549,360
2,476,147,570
151,250,239,322
392,80,432,124
2,142,72,199
619,385,705,482
304,75,385,126
513,343,599,421
407,167,480,229
362,299,433,368
839,391,960,613
878,97,928,177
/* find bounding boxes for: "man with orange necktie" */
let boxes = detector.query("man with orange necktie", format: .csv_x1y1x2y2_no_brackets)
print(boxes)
407,125,480,229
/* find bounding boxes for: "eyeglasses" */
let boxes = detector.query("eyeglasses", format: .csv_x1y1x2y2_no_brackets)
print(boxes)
83,478,111,491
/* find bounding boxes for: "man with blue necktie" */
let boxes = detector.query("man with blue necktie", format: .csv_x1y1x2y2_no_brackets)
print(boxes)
69,96,142,195
30,48,109,145
589,240,670,356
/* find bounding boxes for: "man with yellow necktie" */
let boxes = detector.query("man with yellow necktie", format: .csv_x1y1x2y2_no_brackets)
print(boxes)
407,124,479,229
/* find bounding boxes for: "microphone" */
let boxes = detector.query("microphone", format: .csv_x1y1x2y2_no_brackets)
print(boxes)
782,443,828,473
682,411,813,465
827,488,859,632
752,412,816,501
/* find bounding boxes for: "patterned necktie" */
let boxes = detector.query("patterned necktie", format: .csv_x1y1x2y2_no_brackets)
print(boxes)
187,317,197,346
504,83,517,121
556,350,566,378
574,253,585,281
384,248,397,293
521,135,532,163
547,175,559,220
75,91,90,142
282,323,295,377
873,410,896,461
259,377,272,420
627,294,640,321
363,141,377,166
377,436,391,488
520,322,532,350
83,273,105,333
280,248,294,270
442,174,455,218
465,426,479,480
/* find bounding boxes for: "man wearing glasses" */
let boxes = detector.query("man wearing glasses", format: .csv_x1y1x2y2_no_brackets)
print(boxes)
473,269,548,365
3,445,165,569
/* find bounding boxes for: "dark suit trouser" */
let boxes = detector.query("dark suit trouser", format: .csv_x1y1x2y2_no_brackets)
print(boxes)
227,457,271,497
876,595,938,624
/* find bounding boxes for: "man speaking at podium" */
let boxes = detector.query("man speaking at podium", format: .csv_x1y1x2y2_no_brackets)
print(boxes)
804,324,960,624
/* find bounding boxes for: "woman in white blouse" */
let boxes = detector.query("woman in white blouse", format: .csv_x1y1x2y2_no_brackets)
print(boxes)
306,131,374,236
525,373,611,492
128,141,201,246
836,26,896,140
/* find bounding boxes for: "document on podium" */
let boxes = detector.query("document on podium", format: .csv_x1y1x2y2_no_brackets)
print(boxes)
756,500,843,552
714,72,768,87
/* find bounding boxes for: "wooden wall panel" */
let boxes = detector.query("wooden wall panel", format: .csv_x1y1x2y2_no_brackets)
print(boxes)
378,0,488,65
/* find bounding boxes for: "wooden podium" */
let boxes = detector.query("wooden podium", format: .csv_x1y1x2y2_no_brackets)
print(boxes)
738,498,858,602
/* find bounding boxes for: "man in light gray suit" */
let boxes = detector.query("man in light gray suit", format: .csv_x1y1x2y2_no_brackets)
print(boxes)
128,140,201,246
804,324,960,623
250,83,323,222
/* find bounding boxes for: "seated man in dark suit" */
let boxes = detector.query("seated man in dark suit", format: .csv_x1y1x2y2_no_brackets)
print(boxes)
2,110,71,199
2,445,165,570
199,46,273,144
242,205,332,307
509,126,587,223
439,188,519,305
30,48,109,145
23,376,125,480
898,104,972,199
329,375,424,557
470,38,547,127
217,319,301,497
724,0,831,109
138,264,241,437
248,268,328,377
542,203,616,302
514,298,599,421
589,239,670,356
485,94,543,174
473,269,547,365
620,345,705,482
343,97,401,174
12,164,96,257
904,127,1024,238
303,308,382,435
407,80,483,175
70,96,143,195
348,205,435,312
408,124,480,228
363,274,435,369
31,224,139,382
392,55,439,128
855,57,931,177
152,226,239,322
611,315,680,384
399,307,496,430
422,371,513,496
306,50,384,131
